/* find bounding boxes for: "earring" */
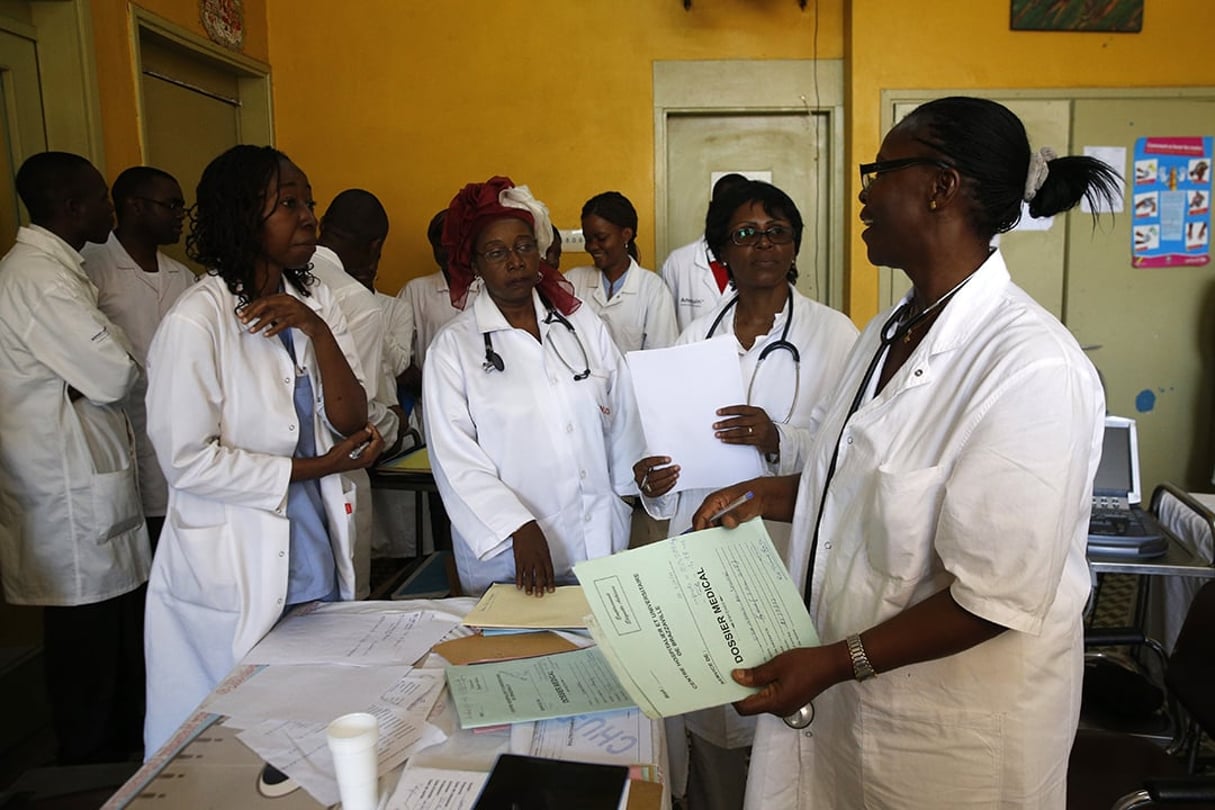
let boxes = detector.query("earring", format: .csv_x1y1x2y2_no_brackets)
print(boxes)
929,200,938,211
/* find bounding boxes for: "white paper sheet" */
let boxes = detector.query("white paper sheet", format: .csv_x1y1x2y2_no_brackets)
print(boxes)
510,707,655,767
242,603,460,667
206,664,412,729
1082,145,1127,213
385,766,488,810
626,337,764,492
235,668,448,806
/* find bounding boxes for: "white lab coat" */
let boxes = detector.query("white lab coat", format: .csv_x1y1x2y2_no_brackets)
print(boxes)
423,289,644,595
143,273,364,754
82,232,194,517
642,285,858,538
0,226,148,606
372,290,424,558
660,236,729,332
399,270,474,372
746,251,1103,809
311,247,401,593
376,290,413,381
640,285,855,764
564,259,679,353
398,271,476,439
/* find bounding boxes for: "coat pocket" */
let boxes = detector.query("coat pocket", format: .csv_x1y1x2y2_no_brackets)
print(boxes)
162,518,236,609
90,466,144,544
865,463,947,581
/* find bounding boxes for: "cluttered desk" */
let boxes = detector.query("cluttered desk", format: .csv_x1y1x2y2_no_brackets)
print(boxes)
102,520,814,810
101,595,668,810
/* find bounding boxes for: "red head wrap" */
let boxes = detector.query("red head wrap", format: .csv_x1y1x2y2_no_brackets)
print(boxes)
441,176,579,315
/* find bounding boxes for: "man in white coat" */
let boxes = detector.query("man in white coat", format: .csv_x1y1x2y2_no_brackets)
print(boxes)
310,189,401,589
660,173,749,331
0,152,150,763
82,166,195,549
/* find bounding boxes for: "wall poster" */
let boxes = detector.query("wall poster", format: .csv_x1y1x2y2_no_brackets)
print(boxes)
1131,136,1211,268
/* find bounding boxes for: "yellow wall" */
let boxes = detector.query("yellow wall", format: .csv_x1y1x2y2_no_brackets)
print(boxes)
91,0,269,182
267,0,843,297
847,0,1215,321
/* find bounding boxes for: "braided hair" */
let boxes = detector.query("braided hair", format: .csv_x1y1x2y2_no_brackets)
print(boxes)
581,191,639,262
187,145,314,307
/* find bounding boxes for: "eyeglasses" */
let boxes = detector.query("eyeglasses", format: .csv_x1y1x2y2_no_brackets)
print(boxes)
136,196,187,214
858,157,954,192
478,240,539,265
729,225,795,247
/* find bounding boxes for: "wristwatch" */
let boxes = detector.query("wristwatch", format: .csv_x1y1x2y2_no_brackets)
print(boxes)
845,633,876,682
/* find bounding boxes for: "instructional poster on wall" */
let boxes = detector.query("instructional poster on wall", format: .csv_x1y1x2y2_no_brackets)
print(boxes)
1131,136,1211,268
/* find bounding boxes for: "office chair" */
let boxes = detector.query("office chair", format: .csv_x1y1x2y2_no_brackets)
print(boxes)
1068,580,1215,809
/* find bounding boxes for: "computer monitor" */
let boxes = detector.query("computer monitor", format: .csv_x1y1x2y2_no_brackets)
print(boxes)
1092,415,1141,506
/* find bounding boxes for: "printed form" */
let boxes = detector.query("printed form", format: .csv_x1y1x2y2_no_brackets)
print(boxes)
574,519,818,717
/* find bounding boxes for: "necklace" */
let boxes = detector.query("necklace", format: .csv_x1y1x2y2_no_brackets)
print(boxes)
891,272,976,345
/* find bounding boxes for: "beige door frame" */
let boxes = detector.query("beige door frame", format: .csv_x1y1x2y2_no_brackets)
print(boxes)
654,59,845,310
130,6,273,157
0,1,103,168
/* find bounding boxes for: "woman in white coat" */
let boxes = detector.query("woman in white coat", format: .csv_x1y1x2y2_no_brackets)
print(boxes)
563,191,677,353
423,177,643,597
633,181,857,810
143,146,383,754
692,98,1121,809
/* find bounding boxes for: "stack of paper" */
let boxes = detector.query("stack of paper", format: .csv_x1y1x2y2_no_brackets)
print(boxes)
460,583,592,632
573,519,819,718
443,584,644,736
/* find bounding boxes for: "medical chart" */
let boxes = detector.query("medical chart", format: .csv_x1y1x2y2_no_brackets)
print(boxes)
574,519,818,718
445,646,635,729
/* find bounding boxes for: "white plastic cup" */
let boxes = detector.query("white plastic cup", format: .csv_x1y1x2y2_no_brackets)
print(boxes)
326,712,380,810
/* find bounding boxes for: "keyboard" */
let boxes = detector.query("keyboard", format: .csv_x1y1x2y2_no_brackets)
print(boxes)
1087,506,1168,558
1089,507,1154,538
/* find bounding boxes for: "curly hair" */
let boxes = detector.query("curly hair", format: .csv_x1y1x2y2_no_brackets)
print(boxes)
187,145,314,307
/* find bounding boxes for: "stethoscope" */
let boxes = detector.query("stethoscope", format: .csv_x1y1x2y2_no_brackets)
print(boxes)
705,286,800,424
782,274,973,730
482,294,591,382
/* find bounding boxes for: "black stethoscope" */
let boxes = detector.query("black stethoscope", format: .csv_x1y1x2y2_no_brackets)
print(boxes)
482,294,591,382
783,274,973,730
705,286,800,424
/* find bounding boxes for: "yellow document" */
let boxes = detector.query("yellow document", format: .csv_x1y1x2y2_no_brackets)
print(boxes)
461,583,592,630
376,446,431,472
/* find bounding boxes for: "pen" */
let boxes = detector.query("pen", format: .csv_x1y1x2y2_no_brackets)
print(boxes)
348,440,373,460
707,490,754,524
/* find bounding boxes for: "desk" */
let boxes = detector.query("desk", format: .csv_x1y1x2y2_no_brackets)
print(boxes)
1088,523,1215,633
101,598,668,810
370,446,452,553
